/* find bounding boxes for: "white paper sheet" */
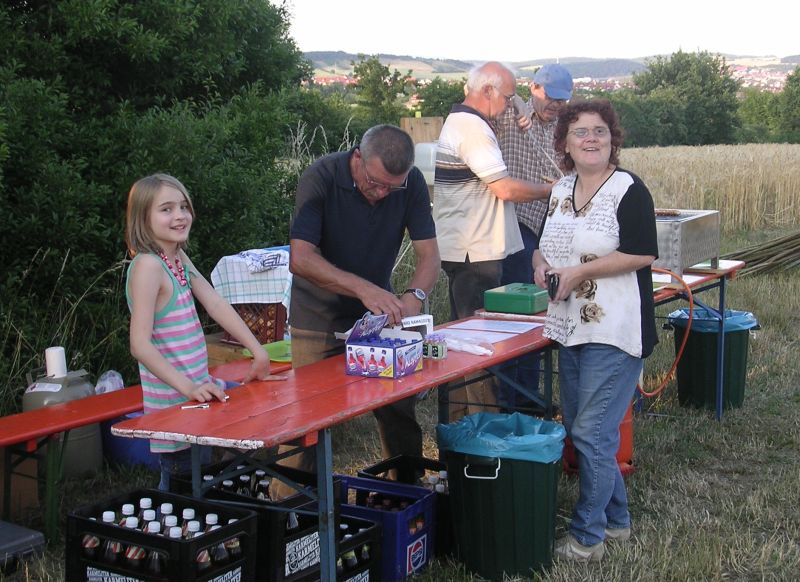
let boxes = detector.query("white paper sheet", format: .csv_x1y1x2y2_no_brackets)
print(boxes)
446,319,541,334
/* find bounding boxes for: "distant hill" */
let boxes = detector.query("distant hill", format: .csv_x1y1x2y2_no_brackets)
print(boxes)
305,51,793,81
306,51,650,80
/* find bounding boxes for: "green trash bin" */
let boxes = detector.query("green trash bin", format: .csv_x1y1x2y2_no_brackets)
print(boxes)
668,308,758,409
437,413,565,580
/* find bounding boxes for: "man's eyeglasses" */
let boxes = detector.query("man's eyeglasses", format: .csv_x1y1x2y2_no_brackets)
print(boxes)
568,127,610,139
361,156,408,192
495,86,515,106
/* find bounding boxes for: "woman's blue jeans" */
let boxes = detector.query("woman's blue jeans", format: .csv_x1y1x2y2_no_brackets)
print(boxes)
558,343,643,546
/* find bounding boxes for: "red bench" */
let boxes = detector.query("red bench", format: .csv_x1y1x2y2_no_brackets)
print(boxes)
0,358,290,539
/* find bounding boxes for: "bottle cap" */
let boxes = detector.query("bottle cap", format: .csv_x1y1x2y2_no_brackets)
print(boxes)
143,509,156,522
182,508,195,520
121,503,135,516
222,479,234,488
227,518,238,525
102,511,116,523
203,474,214,482
139,497,152,509
435,483,445,493
160,502,173,515
125,516,139,529
147,521,161,534
206,513,219,526
438,470,448,479
169,526,182,539
187,520,201,533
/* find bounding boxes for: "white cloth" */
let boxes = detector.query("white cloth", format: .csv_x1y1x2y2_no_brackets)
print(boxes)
211,248,291,309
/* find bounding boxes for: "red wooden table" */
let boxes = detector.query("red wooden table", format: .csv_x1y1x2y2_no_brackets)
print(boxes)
112,319,554,581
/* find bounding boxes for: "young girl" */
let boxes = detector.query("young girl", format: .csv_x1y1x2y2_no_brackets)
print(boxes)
125,173,272,490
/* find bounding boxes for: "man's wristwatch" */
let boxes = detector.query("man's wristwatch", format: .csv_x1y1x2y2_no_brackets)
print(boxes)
403,288,429,313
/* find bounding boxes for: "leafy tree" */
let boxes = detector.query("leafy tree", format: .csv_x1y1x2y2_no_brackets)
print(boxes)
2,0,310,115
417,77,465,118
633,51,740,145
777,66,800,142
352,55,412,124
605,88,687,148
737,88,781,143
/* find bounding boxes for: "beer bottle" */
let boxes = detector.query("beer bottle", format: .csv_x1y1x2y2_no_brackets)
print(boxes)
142,509,156,526
81,518,100,560
169,526,183,541
146,521,161,536
99,511,122,564
223,519,243,561
136,497,153,525
221,479,235,493
163,514,179,533
119,503,135,527
204,513,219,533
236,474,252,497
180,508,196,537
194,530,212,573
252,469,267,494
185,519,201,540
438,470,449,493
255,479,270,500
342,535,358,571
158,502,173,528
359,541,370,564
123,518,146,569
286,510,299,532
208,525,230,566
145,547,166,577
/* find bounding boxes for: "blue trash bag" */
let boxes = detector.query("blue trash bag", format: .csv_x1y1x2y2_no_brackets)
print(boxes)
667,308,758,333
437,412,566,463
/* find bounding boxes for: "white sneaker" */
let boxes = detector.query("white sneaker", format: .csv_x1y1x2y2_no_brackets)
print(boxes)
604,526,631,542
554,534,605,562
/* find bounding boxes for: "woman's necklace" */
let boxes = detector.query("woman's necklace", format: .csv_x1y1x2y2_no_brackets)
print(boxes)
157,249,187,286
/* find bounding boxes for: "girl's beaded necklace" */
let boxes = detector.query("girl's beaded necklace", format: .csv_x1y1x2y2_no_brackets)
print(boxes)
157,249,188,286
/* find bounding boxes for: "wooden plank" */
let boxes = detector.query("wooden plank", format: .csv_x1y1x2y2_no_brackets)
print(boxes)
399,116,443,145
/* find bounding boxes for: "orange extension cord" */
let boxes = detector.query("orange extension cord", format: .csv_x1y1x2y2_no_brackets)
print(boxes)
637,267,695,398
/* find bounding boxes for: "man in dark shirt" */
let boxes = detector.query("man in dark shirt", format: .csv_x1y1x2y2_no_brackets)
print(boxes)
274,124,440,494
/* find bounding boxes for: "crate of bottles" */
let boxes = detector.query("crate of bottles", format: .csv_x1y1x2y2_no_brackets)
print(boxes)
174,461,344,582
65,488,257,582
357,455,455,558
338,475,435,581
295,514,382,582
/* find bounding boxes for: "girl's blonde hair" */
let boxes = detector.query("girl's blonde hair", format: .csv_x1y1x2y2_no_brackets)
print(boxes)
126,173,195,257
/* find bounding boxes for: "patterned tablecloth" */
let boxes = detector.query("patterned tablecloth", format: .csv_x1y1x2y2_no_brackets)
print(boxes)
210,247,292,310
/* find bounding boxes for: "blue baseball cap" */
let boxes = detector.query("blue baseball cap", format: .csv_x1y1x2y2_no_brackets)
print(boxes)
533,64,573,100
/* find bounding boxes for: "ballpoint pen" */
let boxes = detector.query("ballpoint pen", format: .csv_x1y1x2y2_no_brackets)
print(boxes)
181,403,210,410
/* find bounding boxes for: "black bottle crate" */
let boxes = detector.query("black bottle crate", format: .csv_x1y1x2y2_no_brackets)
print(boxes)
65,488,257,582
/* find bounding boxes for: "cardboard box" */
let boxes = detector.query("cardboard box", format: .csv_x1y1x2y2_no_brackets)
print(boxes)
344,313,423,379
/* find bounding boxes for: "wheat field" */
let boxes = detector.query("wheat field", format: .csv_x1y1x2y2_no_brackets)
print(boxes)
620,143,800,232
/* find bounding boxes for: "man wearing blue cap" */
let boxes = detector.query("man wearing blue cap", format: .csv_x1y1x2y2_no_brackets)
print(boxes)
494,63,574,411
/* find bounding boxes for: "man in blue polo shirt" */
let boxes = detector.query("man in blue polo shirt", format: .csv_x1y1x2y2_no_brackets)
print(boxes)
273,124,440,494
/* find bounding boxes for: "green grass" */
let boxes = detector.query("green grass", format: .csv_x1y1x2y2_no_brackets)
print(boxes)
5,229,800,581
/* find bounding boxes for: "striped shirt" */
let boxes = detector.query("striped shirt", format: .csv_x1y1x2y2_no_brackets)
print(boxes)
433,104,522,262
126,254,224,453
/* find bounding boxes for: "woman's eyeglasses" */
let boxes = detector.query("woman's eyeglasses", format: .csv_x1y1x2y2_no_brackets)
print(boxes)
568,127,609,139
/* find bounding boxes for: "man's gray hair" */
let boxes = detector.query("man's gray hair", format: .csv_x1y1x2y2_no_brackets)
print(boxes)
464,62,516,94
360,124,415,176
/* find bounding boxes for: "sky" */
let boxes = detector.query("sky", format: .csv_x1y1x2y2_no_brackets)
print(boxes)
280,0,797,62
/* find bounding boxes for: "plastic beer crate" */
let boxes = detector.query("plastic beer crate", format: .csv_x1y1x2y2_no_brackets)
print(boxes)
338,475,435,581
174,461,343,582
357,454,455,557
66,488,257,582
